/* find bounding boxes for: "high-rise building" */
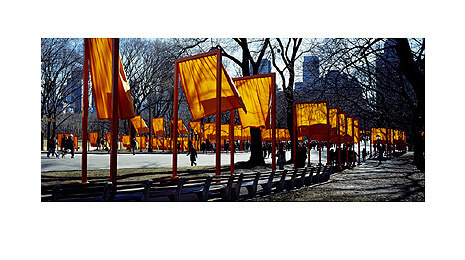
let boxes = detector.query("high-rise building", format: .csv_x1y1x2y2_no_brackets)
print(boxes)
64,69,82,113
303,56,319,88
250,58,271,75
375,39,415,113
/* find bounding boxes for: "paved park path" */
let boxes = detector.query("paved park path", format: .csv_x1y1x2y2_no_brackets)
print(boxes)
254,152,425,202
41,149,328,172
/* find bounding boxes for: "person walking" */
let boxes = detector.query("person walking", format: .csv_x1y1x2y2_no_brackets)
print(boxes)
68,134,75,158
187,144,198,166
101,136,106,150
96,135,101,150
47,137,57,158
131,137,137,155
276,146,286,170
61,135,67,152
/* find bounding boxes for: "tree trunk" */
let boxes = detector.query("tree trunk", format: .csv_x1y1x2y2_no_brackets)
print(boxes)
248,127,265,165
394,38,425,172
47,121,51,140
285,88,295,162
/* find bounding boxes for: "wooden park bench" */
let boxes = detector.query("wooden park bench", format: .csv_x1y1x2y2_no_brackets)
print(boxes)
49,182,111,202
141,177,186,201
304,167,315,186
141,174,236,202
271,169,288,194
294,167,309,189
230,172,262,201
106,180,149,201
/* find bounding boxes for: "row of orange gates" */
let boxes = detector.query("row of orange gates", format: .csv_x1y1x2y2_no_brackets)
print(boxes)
76,38,407,184
84,117,292,152
292,102,407,169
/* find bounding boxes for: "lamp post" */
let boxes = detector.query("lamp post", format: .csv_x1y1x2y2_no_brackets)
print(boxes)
376,134,381,164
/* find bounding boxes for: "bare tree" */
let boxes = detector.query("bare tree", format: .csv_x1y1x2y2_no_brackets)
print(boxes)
299,38,424,170
268,38,315,161
218,38,270,166
41,38,82,140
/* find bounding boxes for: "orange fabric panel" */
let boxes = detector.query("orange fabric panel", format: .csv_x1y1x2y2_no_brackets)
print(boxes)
234,125,242,139
177,53,246,121
354,119,360,143
189,121,202,135
329,108,338,129
170,120,188,135
87,38,135,120
204,123,215,139
371,128,388,143
183,139,189,150
130,115,149,134
261,129,272,141
152,138,168,150
339,113,346,135
105,133,112,145
72,136,78,150
57,133,65,148
151,118,166,137
296,102,328,127
152,139,158,149
202,123,233,140
221,124,229,139
393,129,400,142
278,129,290,141
241,127,250,141
121,135,131,148
347,117,353,138
89,132,98,146
135,136,146,149
296,102,328,138
234,76,272,128
173,137,188,150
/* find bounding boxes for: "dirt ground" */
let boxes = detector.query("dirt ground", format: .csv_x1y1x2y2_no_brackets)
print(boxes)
252,152,425,202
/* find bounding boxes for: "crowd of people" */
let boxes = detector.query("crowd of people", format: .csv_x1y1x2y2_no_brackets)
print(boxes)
46,134,373,170
46,135,76,158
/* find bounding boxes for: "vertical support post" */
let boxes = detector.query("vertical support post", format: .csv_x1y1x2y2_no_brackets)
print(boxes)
230,109,234,174
172,63,179,178
352,119,355,166
188,123,191,146
129,119,132,148
318,141,321,165
326,103,330,166
293,104,296,169
370,130,373,156
215,50,222,176
346,142,349,168
109,38,119,183
139,116,142,152
364,131,367,160
337,114,341,170
149,118,152,152
271,73,276,172
307,137,311,167
81,38,89,184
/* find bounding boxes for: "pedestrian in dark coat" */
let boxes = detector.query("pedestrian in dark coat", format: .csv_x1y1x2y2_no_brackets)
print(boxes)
187,144,198,166
67,134,75,158
47,137,57,158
